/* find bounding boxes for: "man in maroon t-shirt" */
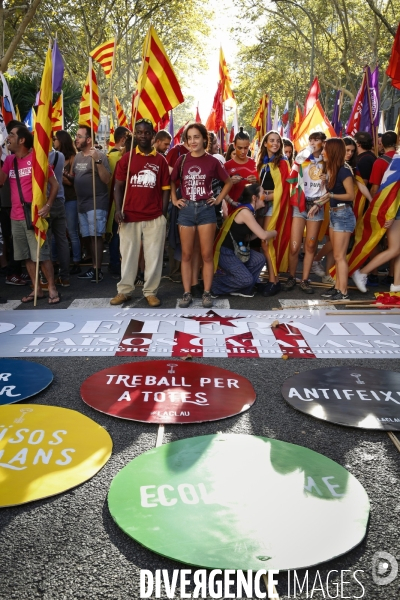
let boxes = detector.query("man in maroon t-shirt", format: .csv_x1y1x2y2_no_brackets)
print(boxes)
110,120,170,307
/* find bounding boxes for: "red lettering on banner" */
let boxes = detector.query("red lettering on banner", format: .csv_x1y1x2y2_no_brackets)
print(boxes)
271,323,316,359
226,332,259,358
172,331,203,357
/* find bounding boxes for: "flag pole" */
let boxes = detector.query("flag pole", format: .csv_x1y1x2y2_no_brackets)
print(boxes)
120,28,152,219
61,90,64,129
89,56,98,283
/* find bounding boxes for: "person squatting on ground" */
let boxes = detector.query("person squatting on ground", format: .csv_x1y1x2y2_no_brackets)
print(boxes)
110,119,171,308
170,122,232,309
212,184,277,297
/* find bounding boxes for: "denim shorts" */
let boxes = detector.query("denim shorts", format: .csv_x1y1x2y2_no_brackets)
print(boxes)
177,199,217,227
257,202,273,218
329,205,356,233
293,204,324,222
395,206,400,220
79,209,108,237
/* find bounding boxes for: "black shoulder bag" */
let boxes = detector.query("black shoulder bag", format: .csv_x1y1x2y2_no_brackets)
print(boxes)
14,157,34,230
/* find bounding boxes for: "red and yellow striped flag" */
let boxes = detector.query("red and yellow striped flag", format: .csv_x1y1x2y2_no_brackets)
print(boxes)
219,47,235,101
79,67,100,132
251,94,268,142
51,94,63,131
108,113,115,148
90,38,116,78
330,161,400,277
133,26,184,125
32,47,53,245
114,95,129,128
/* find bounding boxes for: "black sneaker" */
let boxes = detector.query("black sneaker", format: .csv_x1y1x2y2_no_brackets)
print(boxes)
330,290,350,301
262,281,281,297
283,276,296,291
366,274,379,287
78,268,95,279
91,270,103,283
299,280,314,294
70,264,81,275
320,287,338,298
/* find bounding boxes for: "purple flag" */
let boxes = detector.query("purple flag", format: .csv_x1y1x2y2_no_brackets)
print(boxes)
168,109,175,148
359,67,373,134
370,66,380,128
267,96,272,131
52,39,64,94
331,90,342,136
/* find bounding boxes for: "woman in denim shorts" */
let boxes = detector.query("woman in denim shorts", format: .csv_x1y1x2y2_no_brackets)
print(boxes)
308,138,355,301
171,123,232,308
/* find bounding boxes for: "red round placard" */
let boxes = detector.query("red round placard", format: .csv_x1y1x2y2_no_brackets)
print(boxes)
80,361,255,423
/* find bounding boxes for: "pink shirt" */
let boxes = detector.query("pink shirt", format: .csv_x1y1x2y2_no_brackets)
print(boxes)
2,152,54,220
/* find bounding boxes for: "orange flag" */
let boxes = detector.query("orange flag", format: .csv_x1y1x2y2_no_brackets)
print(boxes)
292,103,302,140
251,94,268,141
108,113,115,148
79,66,100,132
32,46,53,245
293,100,336,152
114,95,129,128
90,38,116,79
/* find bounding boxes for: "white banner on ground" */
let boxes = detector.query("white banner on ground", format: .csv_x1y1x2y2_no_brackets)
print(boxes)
1,308,400,358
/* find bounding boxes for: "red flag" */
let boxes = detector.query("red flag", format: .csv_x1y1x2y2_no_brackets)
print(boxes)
174,121,189,146
229,126,235,143
195,106,201,123
155,112,170,131
386,23,400,89
303,77,320,116
205,82,224,133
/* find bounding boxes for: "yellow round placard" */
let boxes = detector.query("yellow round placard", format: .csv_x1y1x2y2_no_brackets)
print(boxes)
0,405,112,506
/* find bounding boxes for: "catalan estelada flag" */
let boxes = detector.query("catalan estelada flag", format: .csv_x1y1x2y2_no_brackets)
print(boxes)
32,47,53,246
114,95,129,128
133,26,184,125
331,155,400,277
260,158,292,274
51,94,63,131
79,66,100,132
251,94,268,142
219,47,235,101
90,38,116,79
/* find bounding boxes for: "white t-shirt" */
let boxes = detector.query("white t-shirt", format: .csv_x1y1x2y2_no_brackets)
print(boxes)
302,154,324,199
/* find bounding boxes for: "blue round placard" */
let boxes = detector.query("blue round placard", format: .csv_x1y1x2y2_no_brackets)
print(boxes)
0,359,53,406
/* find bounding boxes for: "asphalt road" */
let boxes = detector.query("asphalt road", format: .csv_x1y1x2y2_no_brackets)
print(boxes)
0,262,399,600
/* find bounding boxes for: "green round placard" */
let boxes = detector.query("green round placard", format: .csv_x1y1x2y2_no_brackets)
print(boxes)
108,434,369,570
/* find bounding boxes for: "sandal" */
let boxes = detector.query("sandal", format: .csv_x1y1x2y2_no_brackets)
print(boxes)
48,294,62,305
21,292,46,303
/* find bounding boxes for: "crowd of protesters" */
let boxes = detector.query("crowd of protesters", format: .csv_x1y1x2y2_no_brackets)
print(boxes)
0,117,398,307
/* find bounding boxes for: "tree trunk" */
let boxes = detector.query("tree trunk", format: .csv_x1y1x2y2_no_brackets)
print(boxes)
0,0,43,73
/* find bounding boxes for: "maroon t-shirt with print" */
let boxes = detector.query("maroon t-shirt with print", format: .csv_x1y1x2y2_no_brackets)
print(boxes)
171,152,229,202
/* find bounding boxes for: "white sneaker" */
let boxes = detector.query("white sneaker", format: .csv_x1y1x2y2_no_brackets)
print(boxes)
390,284,400,292
311,261,326,277
322,275,335,285
352,269,367,293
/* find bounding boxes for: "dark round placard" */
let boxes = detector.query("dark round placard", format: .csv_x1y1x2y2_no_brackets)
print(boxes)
282,367,400,430
108,434,369,570
0,359,53,406
80,361,255,423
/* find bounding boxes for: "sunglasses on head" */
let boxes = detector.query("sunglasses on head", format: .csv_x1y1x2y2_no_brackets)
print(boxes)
136,118,153,126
